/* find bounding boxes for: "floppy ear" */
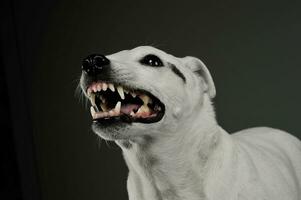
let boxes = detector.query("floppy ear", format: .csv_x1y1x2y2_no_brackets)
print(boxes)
183,56,216,98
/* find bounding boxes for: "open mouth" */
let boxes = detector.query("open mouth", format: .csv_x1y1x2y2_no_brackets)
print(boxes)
86,82,165,124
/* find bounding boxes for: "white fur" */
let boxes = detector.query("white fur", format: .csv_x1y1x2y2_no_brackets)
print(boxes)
86,46,301,200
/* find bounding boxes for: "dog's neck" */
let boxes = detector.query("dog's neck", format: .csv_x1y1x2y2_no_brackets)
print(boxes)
118,96,237,200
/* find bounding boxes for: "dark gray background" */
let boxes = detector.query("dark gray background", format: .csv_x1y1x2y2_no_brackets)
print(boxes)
5,0,301,199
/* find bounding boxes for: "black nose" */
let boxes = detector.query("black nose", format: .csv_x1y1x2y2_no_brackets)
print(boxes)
81,54,110,76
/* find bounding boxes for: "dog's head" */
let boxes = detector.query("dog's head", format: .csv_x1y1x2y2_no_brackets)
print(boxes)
79,46,215,141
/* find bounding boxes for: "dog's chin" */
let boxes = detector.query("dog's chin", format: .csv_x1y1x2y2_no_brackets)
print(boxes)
91,114,165,141
92,120,130,141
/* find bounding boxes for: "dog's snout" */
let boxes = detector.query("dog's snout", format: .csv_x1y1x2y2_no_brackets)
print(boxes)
81,54,110,76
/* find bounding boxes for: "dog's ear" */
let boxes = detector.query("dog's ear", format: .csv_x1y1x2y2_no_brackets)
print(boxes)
183,56,216,98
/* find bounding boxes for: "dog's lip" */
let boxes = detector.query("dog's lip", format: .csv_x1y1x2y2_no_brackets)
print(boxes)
84,80,165,124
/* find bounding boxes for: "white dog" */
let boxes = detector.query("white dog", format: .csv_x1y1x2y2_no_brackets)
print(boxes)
80,46,301,200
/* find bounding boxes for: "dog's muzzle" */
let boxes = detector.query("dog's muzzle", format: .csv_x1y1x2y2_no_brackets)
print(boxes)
80,54,165,125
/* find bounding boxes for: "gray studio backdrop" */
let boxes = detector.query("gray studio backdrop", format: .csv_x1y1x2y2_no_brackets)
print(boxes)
28,1,301,199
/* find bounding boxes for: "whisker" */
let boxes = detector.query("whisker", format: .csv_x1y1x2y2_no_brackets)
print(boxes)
96,135,103,149
74,76,89,109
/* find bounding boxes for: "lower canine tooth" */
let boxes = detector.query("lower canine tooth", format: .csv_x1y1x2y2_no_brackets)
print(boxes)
100,103,108,111
90,106,96,118
139,94,150,105
137,105,150,114
115,101,121,114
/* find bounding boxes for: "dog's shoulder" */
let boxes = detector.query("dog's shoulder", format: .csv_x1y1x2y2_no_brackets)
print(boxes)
232,127,301,162
232,127,300,146
231,127,301,197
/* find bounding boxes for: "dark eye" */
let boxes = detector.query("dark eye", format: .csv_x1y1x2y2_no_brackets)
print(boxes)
140,54,164,67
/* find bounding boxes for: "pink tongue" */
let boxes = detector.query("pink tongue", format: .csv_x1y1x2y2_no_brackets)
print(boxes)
120,104,141,114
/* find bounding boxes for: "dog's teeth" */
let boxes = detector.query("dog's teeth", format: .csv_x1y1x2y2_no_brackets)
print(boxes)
90,93,96,106
115,101,121,114
93,105,99,112
154,105,161,111
117,86,125,100
130,92,136,98
124,89,129,94
87,88,92,96
137,105,150,114
130,111,135,117
109,110,115,116
136,106,143,114
102,83,108,91
108,83,115,92
139,94,150,105
97,83,102,91
100,103,107,112
90,106,96,118
92,84,98,93
99,95,105,103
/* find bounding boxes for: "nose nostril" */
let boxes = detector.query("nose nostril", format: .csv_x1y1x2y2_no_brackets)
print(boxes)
82,60,90,69
93,56,105,69
81,59,93,74
81,54,110,76
94,55,110,67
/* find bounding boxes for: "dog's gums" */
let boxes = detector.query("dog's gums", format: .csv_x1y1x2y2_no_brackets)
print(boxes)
87,81,165,123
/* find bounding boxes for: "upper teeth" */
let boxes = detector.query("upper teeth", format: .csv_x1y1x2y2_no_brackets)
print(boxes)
90,93,96,106
87,88,92,96
108,83,115,91
102,83,108,91
117,86,125,100
97,84,102,91
139,94,151,105
87,82,141,103
131,92,137,98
